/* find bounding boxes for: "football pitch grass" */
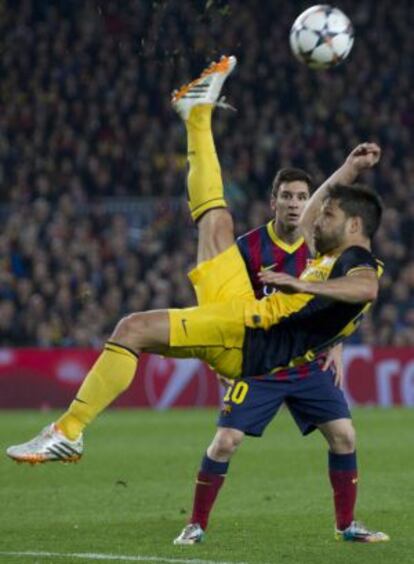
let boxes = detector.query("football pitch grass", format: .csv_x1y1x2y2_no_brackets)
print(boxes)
0,408,413,564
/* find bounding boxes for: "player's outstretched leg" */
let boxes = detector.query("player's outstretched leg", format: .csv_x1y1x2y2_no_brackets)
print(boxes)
172,55,237,264
172,55,236,222
7,59,242,466
6,341,139,464
7,311,170,464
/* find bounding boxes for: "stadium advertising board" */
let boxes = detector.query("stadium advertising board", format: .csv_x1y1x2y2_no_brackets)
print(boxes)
0,347,413,408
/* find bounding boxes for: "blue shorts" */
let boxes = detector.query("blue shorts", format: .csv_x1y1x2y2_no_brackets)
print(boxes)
217,370,351,437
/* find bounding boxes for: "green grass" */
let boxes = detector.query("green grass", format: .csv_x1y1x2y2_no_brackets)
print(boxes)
0,408,413,564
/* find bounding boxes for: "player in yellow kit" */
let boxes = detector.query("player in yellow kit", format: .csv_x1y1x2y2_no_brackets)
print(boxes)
7,55,383,497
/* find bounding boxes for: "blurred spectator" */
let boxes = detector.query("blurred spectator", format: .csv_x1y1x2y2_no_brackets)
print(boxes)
0,0,412,346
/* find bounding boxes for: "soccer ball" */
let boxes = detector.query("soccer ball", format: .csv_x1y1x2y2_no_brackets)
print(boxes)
289,5,354,69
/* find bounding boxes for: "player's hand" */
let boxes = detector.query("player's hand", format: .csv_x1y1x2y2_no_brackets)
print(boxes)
345,142,381,174
258,271,304,293
322,343,344,388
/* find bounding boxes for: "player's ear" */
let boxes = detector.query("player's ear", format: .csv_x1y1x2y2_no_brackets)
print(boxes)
270,193,277,212
347,216,362,234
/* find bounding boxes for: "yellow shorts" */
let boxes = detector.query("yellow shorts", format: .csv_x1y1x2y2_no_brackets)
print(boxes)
167,244,312,378
168,244,254,378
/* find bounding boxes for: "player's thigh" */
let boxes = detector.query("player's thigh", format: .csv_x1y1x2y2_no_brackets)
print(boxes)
197,209,235,264
188,243,254,306
218,379,286,437
286,370,351,436
168,300,247,378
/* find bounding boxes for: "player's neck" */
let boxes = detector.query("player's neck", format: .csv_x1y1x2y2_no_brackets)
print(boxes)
272,220,302,245
332,237,372,256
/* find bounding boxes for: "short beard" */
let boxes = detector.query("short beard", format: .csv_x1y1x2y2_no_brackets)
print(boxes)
314,231,343,254
315,238,335,254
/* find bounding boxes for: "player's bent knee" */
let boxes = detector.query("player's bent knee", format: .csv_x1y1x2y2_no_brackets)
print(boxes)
329,424,356,453
342,425,356,451
110,312,148,350
112,313,140,339
110,311,170,352
207,427,244,460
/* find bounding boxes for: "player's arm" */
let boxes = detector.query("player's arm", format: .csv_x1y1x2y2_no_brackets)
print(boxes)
300,143,381,253
258,268,379,304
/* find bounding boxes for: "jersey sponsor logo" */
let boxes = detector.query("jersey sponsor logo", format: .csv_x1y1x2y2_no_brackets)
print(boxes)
303,267,330,281
301,259,333,281
302,255,336,281
263,284,278,296
260,263,279,295
321,256,336,267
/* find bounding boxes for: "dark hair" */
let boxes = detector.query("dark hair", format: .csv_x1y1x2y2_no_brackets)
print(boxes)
271,167,313,197
326,183,383,239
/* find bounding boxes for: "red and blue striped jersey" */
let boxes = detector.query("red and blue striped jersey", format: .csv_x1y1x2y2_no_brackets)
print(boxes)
237,220,310,298
236,220,322,381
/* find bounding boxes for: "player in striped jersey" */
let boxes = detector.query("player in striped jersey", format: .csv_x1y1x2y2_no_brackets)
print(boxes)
237,168,312,299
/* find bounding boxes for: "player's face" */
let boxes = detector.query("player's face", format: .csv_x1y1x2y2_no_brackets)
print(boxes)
271,181,310,229
313,198,348,254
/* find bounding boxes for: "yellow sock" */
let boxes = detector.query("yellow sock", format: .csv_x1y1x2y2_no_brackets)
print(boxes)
56,342,138,440
186,104,227,221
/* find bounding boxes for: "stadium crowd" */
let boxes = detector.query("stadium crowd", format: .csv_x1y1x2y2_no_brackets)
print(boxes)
0,0,413,346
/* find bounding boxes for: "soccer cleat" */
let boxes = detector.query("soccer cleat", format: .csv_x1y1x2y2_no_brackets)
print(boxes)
335,520,390,543
6,423,83,464
171,55,237,120
173,523,205,545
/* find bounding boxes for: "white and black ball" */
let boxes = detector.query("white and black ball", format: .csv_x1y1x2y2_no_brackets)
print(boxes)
289,5,354,69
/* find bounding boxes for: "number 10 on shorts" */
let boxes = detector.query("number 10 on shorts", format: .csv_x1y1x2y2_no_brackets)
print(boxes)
223,381,249,404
